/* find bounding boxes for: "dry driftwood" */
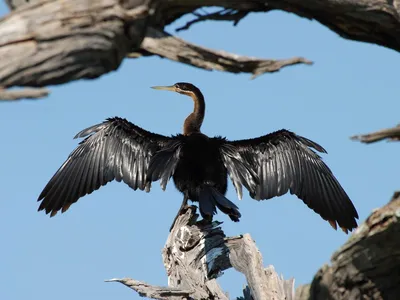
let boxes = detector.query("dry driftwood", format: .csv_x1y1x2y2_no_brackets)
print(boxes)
296,192,400,300
107,206,295,300
351,124,400,144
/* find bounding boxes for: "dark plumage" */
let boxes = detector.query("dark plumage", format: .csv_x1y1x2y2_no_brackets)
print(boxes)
38,82,358,233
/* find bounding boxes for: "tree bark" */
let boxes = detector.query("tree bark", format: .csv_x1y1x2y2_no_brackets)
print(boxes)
296,192,400,300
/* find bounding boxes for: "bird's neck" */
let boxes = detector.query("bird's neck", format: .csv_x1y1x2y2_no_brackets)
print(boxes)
183,89,205,135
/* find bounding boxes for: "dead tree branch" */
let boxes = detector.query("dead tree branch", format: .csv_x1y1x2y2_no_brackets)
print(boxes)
137,27,312,78
107,206,294,300
6,0,400,99
154,0,400,52
0,0,310,100
296,192,400,300
175,8,250,32
0,87,49,101
351,124,400,144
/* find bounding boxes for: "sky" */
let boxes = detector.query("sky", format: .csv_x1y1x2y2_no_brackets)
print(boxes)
1,3,400,300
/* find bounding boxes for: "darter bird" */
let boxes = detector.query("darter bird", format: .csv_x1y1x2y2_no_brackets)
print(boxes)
38,82,358,233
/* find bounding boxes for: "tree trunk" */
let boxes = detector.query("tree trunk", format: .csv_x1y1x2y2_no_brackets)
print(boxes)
296,192,400,300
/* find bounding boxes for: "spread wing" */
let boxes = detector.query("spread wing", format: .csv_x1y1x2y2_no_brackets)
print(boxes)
38,117,181,217
221,130,358,232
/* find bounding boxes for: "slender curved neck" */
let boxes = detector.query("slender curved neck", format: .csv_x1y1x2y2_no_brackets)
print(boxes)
183,88,205,135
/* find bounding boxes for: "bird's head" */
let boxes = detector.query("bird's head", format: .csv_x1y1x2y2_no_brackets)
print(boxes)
151,82,201,98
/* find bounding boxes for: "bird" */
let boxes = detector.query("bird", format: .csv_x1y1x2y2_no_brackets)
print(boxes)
37,82,358,233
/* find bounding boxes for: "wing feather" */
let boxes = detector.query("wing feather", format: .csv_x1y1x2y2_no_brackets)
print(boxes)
38,117,179,216
221,129,358,232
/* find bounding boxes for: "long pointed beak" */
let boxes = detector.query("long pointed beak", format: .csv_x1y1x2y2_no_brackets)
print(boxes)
151,85,175,92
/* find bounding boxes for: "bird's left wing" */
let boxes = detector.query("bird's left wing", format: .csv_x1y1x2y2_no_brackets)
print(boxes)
220,130,358,232
38,117,181,217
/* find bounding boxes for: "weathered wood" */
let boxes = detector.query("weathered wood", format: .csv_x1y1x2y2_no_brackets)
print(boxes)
105,278,194,300
0,87,49,100
296,192,400,300
351,124,400,144
108,206,294,300
5,0,400,99
0,0,309,100
227,235,294,300
162,0,400,52
0,0,149,89
139,27,312,79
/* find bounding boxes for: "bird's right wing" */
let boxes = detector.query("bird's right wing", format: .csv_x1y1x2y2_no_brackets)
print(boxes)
38,117,181,217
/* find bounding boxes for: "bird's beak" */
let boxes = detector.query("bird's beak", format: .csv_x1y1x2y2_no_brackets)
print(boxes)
151,85,175,92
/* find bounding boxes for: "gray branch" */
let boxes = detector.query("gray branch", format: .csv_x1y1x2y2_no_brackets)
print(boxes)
155,0,400,52
105,278,193,300
138,27,312,78
107,206,294,300
0,0,310,100
351,124,400,144
5,0,400,100
0,87,49,101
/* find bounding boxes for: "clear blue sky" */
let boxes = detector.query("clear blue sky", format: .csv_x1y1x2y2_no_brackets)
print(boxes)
2,3,400,300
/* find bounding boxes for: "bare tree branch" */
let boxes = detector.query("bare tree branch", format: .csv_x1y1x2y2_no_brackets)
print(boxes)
105,278,193,299
0,0,310,100
138,27,312,77
108,206,294,300
0,87,49,100
175,8,250,32
351,124,400,144
156,0,400,53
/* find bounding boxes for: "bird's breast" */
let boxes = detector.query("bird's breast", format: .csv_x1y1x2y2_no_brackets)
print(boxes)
173,135,226,184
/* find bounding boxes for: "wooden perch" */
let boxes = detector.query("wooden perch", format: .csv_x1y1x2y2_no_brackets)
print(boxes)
296,192,400,300
351,124,400,144
107,206,294,300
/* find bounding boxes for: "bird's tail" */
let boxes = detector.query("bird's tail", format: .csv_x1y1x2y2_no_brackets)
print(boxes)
198,186,241,222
